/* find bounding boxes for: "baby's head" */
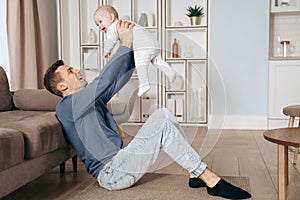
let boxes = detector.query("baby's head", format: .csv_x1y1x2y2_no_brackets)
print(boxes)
94,5,119,33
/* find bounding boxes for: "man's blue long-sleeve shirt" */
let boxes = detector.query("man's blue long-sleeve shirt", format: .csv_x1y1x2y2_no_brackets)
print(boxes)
56,46,135,177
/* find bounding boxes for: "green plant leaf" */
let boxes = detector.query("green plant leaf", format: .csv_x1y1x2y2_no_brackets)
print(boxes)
186,4,204,17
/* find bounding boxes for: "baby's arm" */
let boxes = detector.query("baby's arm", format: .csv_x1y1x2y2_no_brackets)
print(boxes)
104,22,119,58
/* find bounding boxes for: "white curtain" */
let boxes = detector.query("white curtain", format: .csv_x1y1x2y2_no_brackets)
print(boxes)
0,0,11,86
7,0,44,90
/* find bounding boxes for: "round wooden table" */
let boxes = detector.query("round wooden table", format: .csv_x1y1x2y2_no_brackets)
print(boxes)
264,128,300,200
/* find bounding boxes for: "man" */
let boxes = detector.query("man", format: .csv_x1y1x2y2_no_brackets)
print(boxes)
44,20,251,199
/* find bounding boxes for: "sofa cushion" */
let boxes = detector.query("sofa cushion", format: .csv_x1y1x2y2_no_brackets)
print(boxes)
0,128,24,171
0,66,14,111
0,110,49,126
13,89,61,111
0,111,68,159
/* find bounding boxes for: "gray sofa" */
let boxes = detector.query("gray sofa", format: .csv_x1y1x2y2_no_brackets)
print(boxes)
0,66,77,198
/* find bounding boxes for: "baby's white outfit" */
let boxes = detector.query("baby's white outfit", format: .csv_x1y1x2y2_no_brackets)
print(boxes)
105,20,176,96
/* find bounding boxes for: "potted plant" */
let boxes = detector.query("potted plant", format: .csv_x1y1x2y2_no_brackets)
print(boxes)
186,5,204,25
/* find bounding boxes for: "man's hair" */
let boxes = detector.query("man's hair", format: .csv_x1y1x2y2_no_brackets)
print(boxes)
95,5,119,19
43,60,65,97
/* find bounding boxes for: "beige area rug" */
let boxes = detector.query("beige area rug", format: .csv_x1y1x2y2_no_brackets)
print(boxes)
69,173,251,200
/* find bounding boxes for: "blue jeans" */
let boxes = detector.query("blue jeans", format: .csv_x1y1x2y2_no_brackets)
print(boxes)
97,108,207,190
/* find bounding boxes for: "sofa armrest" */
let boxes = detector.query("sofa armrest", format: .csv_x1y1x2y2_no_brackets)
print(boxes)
13,89,61,111
0,66,14,111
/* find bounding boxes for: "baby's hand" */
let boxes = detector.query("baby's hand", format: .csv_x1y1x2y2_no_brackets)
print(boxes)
104,53,110,59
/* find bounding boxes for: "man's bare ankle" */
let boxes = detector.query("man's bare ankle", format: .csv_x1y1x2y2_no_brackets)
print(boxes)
199,168,221,188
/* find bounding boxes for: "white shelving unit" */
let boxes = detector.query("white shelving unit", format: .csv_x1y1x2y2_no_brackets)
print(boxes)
162,0,208,124
57,0,208,125
268,0,300,128
269,0,300,60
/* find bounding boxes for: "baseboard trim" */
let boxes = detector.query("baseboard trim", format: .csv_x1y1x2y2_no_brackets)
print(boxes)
124,115,268,130
209,115,268,130
268,118,297,129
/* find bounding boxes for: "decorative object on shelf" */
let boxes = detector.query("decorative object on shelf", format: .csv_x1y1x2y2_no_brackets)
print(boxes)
196,87,204,121
122,15,130,21
83,49,98,71
171,75,184,90
183,45,193,58
175,98,184,122
147,12,155,26
142,96,150,121
281,40,290,57
167,99,175,115
172,38,179,58
174,21,184,26
186,5,204,26
138,13,148,27
273,36,282,57
148,102,159,115
281,0,289,6
274,45,282,57
88,28,97,43
189,88,204,121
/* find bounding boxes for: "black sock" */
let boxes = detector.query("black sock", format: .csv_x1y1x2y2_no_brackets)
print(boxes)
188,177,207,188
207,179,251,199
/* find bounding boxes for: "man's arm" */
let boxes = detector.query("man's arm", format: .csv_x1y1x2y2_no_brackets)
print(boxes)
71,21,135,117
94,46,135,103
95,20,135,103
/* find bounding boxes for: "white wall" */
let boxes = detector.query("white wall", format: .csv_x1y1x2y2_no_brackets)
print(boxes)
209,0,269,129
37,0,58,69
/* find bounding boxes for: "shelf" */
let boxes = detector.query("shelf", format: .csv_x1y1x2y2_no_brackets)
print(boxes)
132,0,158,26
166,58,207,61
165,28,207,59
270,10,300,15
79,0,99,44
141,96,158,122
165,0,208,27
107,0,131,21
80,44,99,47
271,0,300,13
144,26,158,30
269,56,300,60
269,11,300,58
165,60,186,91
271,7,300,13
186,60,207,123
166,25,207,29
165,92,186,122
80,46,100,73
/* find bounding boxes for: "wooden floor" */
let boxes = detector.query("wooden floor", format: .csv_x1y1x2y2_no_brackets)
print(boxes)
3,127,300,200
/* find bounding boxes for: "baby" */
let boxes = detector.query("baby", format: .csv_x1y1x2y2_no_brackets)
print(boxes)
94,5,176,96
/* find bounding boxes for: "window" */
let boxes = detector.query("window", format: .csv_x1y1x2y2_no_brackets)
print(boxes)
0,0,10,85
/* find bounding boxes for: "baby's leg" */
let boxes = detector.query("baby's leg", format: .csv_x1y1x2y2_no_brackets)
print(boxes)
134,51,151,96
152,55,176,83
136,65,150,97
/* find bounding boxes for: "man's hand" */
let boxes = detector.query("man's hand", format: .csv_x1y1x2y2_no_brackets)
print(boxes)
117,20,135,49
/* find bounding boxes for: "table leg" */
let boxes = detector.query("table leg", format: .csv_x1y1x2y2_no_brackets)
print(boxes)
278,144,288,200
